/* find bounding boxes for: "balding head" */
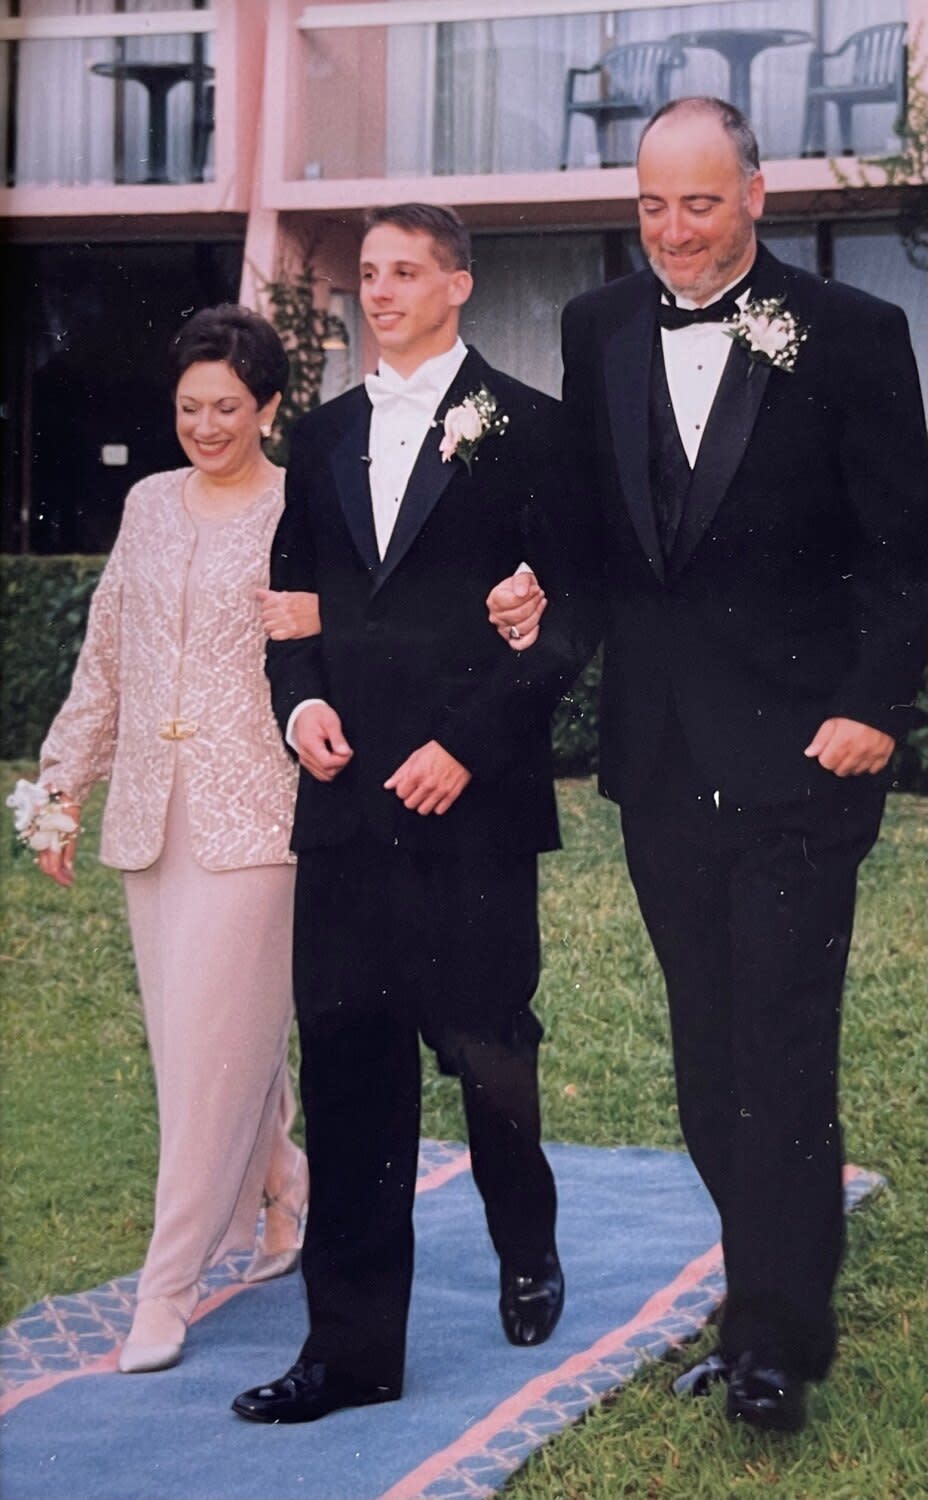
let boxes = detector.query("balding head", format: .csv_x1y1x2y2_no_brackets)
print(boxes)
637,97,765,304
638,97,761,177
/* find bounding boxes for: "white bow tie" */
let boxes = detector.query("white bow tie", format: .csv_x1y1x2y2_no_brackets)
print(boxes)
364,369,440,416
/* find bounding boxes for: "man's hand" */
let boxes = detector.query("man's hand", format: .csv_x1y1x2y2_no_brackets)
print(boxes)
257,589,321,641
384,741,472,815
292,702,353,781
36,796,81,888
804,717,895,776
487,570,547,652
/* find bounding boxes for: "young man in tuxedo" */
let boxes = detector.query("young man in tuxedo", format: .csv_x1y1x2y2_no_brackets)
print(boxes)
490,98,928,1431
232,204,594,1425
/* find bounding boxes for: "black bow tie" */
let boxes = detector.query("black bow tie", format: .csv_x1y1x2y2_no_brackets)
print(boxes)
657,268,754,331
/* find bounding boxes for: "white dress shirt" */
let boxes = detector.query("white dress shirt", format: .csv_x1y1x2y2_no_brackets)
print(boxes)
286,338,469,749
364,338,468,559
660,271,752,468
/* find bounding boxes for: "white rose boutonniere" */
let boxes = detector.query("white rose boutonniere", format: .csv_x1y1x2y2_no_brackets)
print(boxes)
439,386,509,473
6,778,79,855
724,296,808,374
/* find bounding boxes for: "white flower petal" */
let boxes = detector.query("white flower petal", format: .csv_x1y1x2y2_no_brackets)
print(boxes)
42,810,78,834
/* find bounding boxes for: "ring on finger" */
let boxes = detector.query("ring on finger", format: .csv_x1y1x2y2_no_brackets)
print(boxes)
508,625,521,640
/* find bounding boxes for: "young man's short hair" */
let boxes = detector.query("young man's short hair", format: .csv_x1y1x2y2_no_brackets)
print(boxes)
363,204,472,272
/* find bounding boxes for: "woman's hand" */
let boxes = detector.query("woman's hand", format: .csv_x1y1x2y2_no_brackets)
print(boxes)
257,590,322,641
35,796,81,888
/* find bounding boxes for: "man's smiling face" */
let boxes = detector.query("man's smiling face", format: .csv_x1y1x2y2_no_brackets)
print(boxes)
359,223,472,377
637,110,764,305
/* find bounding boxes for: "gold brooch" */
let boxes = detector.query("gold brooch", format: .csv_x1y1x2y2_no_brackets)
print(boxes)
158,718,198,741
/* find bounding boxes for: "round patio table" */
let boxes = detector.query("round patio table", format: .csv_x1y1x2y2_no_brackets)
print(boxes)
668,28,811,119
90,59,214,184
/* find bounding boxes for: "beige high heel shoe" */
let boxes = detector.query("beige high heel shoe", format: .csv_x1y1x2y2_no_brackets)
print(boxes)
118,1294,192,1373
242,1161,308,1285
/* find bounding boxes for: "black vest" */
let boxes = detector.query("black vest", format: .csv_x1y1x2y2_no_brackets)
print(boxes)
648,333,692,558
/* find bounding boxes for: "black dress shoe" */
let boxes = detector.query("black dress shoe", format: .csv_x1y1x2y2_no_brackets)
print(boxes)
726,1353,806,1433
500,1253,565,1346
231,1358,399,1425
671,1350,730,1397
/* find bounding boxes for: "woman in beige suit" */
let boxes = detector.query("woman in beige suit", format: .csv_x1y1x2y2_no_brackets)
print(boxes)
37,306,314,1373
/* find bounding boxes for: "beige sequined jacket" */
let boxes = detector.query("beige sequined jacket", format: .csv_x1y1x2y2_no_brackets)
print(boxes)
40,468,298,871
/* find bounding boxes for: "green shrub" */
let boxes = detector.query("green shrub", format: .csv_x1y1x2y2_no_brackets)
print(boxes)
551,651,600,776
893,712,928,795
1,556,106,760
2,556,925,790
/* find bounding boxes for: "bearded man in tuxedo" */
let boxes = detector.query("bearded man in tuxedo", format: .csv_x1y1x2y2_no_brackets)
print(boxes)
232,204,595,1425
489,98,928,1431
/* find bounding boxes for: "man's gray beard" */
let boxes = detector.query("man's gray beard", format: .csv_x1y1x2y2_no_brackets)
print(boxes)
646,254,675,297
645,251,728,305
644,239,754,305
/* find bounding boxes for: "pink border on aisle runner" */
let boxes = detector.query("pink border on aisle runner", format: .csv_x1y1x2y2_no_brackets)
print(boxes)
0,1282,246,1415
416,1149,472,1195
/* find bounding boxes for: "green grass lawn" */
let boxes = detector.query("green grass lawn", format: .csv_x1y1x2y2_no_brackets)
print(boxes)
1,763,925,1499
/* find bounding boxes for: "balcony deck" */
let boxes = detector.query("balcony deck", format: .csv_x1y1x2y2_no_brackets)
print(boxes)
254,0,919,226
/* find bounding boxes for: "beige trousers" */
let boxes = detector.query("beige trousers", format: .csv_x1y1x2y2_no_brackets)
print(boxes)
124,774,303,1304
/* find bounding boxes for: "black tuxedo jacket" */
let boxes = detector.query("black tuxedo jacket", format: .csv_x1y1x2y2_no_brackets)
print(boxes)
562,243,928,806
267,347,596,856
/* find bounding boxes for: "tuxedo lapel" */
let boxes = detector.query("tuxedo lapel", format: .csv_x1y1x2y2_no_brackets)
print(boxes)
372,349,488,595
329,394,379,574
668,245,785,578
604,286,665,582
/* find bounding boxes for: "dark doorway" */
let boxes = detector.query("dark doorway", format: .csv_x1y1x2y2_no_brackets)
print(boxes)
1,239,243,554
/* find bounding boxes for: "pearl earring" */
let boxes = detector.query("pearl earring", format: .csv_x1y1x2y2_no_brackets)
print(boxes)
260,423,272,439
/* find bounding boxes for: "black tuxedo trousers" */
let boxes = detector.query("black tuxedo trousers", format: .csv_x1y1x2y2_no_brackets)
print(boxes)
621,726,884,1376
292,837,556,1393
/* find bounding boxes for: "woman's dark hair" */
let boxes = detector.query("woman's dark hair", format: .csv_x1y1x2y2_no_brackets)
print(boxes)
169,303,289,407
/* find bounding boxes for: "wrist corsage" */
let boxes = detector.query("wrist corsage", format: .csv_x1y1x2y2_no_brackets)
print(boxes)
724,297,807,374
6,778,79,855
439,386,509,473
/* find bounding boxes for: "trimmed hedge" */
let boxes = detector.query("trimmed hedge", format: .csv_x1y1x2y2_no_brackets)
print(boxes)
1,556,108,762
2,556,924,790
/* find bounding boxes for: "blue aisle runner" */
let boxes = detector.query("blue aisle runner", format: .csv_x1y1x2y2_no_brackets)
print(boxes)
0,1144,882,1500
